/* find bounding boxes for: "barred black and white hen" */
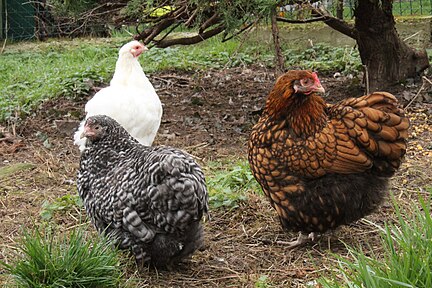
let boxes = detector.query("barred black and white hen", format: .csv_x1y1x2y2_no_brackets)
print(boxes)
77,115,208,268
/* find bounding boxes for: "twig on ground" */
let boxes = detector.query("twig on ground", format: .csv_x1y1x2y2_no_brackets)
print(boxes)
404,76,432,109
363,65,369,94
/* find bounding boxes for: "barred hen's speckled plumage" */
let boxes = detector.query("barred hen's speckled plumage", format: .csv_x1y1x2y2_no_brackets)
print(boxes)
77,115,208,267
248,70,409,245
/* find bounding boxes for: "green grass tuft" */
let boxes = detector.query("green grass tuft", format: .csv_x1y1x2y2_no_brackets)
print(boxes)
319,195,432,288
1,225,123,287
206,159,261,209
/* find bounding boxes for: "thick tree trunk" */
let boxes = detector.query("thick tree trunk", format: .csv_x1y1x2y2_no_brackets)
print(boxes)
354,0,429,91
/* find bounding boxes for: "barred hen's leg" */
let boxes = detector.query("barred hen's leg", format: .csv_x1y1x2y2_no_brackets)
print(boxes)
277,232,318,249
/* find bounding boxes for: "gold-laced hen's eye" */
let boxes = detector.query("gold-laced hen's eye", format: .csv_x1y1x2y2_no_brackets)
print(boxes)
300,78,313,87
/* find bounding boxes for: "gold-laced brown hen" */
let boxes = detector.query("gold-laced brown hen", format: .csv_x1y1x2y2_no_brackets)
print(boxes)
248,70,409,248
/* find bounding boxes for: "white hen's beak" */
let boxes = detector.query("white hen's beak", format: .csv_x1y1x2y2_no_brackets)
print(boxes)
131,44,148,58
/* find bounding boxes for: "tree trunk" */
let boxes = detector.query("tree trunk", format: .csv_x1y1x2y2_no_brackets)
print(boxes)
271,8,285,75
354,0,429,91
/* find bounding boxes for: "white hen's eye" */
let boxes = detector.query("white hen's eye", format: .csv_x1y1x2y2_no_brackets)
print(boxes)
300,78,313,87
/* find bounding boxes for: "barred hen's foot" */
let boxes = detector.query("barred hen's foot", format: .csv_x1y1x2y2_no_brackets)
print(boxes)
277,232,318,249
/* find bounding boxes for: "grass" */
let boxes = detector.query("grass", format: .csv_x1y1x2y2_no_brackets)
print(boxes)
0,34,364,122
319,194,432,288
1,225,123,287
206,159,261,209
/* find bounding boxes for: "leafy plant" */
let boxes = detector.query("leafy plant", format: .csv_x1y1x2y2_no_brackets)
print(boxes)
0,225,123,287
284,44,362,75
255,274,272,288
40,194,83,221
319,195,432,288
206,159,260,209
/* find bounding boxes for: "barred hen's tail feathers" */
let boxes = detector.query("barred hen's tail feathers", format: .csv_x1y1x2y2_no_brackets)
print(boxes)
330,92,409,176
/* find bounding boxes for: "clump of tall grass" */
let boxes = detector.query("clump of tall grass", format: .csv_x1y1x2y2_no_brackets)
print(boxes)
320,195,432,288
1,225,123,287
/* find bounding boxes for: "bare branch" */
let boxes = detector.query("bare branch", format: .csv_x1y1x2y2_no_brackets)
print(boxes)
155,25,225,48
276,16,326,23
311,5,357,39
148,22,182,48
144,18,176,44
184,8,199,27
222,21,256,42
199,13,221,34
134,5,189,43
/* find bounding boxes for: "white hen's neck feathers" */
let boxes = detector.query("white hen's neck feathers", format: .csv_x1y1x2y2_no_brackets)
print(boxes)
110,52,151,89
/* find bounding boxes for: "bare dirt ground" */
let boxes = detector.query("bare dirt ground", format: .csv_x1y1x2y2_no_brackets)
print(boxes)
1,67,431,287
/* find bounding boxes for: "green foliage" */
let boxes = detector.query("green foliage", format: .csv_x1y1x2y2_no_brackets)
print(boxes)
0,41,115,121
123,0,277,32
206,159,260,209
0,225,123,287
255,274,272,288
208,0,277,33
40,194,83,221
0,36,362,122
319,196,432,288
284,44,362,75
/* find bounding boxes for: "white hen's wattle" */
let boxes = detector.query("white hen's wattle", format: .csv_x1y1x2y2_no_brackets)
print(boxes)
74,40,162,151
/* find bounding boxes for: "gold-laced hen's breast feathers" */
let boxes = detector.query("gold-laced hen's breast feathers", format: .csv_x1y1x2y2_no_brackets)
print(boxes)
248,70,409,233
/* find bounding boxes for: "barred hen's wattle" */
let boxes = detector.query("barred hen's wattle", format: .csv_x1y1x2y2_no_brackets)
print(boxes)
248,70,409,247
77,115,208,267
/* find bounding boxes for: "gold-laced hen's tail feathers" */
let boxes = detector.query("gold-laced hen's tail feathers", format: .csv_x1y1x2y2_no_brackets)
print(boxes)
328,92,409,177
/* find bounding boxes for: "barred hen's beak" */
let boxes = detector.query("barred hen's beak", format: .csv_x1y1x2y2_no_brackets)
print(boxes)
80,125,94,139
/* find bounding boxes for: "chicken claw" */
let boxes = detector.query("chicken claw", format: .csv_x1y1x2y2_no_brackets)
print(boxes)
276,232,318,249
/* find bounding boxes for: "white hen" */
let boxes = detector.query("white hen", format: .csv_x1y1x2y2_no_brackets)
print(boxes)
74,40,162,152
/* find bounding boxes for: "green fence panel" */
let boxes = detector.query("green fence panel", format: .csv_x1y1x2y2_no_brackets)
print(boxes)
2,0,35,40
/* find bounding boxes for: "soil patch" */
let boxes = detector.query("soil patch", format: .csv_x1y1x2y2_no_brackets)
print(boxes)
1,67,431,287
